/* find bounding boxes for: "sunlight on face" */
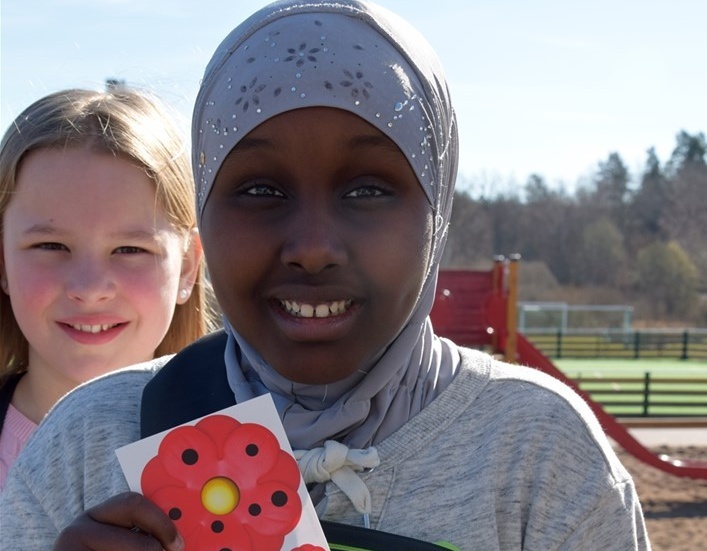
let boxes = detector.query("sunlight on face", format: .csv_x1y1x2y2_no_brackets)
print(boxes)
202,107,433,384
2,147,191,393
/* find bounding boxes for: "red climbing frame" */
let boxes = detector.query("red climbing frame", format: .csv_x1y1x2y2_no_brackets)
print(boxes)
430,257,707,479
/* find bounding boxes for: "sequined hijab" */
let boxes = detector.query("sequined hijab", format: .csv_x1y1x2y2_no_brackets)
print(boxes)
193,0,460,450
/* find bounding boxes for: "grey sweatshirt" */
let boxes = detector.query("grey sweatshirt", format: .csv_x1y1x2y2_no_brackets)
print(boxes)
0,349,650,550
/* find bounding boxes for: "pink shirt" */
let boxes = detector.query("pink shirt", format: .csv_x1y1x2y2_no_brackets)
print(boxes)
0,404,37,491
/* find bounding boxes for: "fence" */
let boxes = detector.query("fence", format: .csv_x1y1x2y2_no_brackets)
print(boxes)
573,373,707,417
524,329,707,361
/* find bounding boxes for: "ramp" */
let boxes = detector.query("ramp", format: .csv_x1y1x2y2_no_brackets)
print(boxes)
431,259,707,479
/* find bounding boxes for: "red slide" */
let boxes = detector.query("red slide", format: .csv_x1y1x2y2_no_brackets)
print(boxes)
515,333,707,479
432,264,707,479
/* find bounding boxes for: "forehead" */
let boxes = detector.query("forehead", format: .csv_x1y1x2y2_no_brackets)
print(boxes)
7,147,163,227
194,11,437,213
214,106,417,180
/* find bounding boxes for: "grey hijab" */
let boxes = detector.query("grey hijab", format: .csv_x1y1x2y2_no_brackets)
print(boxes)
193,0,460,450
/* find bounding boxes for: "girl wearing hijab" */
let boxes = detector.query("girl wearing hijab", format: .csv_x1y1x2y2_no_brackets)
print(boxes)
0,1,650,549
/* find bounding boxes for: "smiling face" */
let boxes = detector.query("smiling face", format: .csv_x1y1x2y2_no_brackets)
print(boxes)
201,107,433,384
1,146,199,398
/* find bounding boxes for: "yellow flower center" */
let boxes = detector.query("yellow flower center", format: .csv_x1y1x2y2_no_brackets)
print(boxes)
201,477,240,515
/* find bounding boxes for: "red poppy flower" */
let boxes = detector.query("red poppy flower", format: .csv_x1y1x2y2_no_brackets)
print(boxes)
291,545,327,551
141,414,303,551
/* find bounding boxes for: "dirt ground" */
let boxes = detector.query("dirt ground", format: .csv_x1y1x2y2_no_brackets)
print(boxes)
616,445,707,550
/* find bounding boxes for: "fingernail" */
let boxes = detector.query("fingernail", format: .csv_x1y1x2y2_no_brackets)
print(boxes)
169,533,185,551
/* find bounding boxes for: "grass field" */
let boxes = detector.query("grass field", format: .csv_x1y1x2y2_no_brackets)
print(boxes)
553,359,707,416
554,358,707,379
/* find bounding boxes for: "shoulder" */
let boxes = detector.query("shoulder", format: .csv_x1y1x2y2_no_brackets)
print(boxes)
457,346,596,424
1,358,171,533
15,356,169,478
455,347,629,480
46,355,170,422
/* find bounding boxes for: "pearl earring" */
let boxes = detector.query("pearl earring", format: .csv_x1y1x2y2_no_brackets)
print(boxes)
179,288,190,300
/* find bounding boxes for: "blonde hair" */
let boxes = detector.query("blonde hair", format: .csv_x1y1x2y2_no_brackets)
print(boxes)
0,87,214,383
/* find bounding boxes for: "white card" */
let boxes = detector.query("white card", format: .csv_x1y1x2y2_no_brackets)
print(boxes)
116,394,330,551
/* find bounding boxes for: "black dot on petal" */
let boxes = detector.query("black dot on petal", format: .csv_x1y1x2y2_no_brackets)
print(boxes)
248,503,262,516
219,548,232,551
181,449,198,465
211,520,224,533
245,443,258,456
169,508,182,520
271,490,288,507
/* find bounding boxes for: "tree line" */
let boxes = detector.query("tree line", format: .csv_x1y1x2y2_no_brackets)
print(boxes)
443,130,707,326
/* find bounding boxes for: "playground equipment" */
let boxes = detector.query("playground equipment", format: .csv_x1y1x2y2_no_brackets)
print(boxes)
430,256,707,479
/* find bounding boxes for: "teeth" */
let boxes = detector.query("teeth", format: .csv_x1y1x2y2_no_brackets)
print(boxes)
281,300,351,318
71,323,117,333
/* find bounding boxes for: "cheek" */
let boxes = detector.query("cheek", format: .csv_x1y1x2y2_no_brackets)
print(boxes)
5,259,60,309
5,267,60,340
369,211,433,313
201,215,265,301
119,254,184,309
202,249,254,325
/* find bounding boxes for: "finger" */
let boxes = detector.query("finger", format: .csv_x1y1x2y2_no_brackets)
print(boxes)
60,492,183,551
55,519,167,551
90,492,183,551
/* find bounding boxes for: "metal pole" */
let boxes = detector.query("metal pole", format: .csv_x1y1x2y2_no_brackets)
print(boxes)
642,372,651,417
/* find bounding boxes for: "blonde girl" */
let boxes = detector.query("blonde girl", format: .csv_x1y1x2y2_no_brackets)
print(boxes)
0,88,210,487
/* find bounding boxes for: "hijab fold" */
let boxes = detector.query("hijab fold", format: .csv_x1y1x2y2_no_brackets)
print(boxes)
195,0,461,450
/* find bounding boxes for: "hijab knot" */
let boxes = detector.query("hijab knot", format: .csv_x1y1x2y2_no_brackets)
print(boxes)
295,441,380,520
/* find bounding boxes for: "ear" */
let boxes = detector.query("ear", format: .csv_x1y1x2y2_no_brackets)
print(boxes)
176,228,203,305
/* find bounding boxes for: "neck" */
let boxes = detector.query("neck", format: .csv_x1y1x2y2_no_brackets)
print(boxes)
11,370,69,424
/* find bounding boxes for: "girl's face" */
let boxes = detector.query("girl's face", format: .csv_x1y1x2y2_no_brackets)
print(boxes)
1,147,200,394
201,107,434,384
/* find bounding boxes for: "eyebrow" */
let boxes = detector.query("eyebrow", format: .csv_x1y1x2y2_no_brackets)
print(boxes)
233,137,271,152
22,224,161,241
348,133,405,155
235,132,404,155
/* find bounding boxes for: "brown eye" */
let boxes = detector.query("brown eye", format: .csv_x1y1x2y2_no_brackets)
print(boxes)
243,182,284,197
346,186,385,198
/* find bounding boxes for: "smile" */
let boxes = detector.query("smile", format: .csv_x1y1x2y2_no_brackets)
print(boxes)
68,323,120,334
280,299,352,318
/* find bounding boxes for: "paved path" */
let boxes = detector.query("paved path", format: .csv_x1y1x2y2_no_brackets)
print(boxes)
626,427,707,447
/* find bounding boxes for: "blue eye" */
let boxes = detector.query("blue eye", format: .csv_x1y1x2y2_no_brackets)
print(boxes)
35,242,68,251
114,246,147,254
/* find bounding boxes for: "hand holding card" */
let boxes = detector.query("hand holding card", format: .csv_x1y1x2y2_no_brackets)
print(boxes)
117,395,329,551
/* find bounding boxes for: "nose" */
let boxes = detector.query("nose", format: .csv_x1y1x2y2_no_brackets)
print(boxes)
280,205,347,274
65,256,117,303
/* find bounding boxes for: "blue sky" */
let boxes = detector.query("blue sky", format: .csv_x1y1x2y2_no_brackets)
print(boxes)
2,0,705,194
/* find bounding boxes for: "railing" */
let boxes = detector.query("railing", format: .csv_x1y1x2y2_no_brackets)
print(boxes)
573,373,707,417
524,329,707,360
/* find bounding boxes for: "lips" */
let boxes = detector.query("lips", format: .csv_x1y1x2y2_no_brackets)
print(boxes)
59,319,128,345
280,299,352,318
67,323,121,334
